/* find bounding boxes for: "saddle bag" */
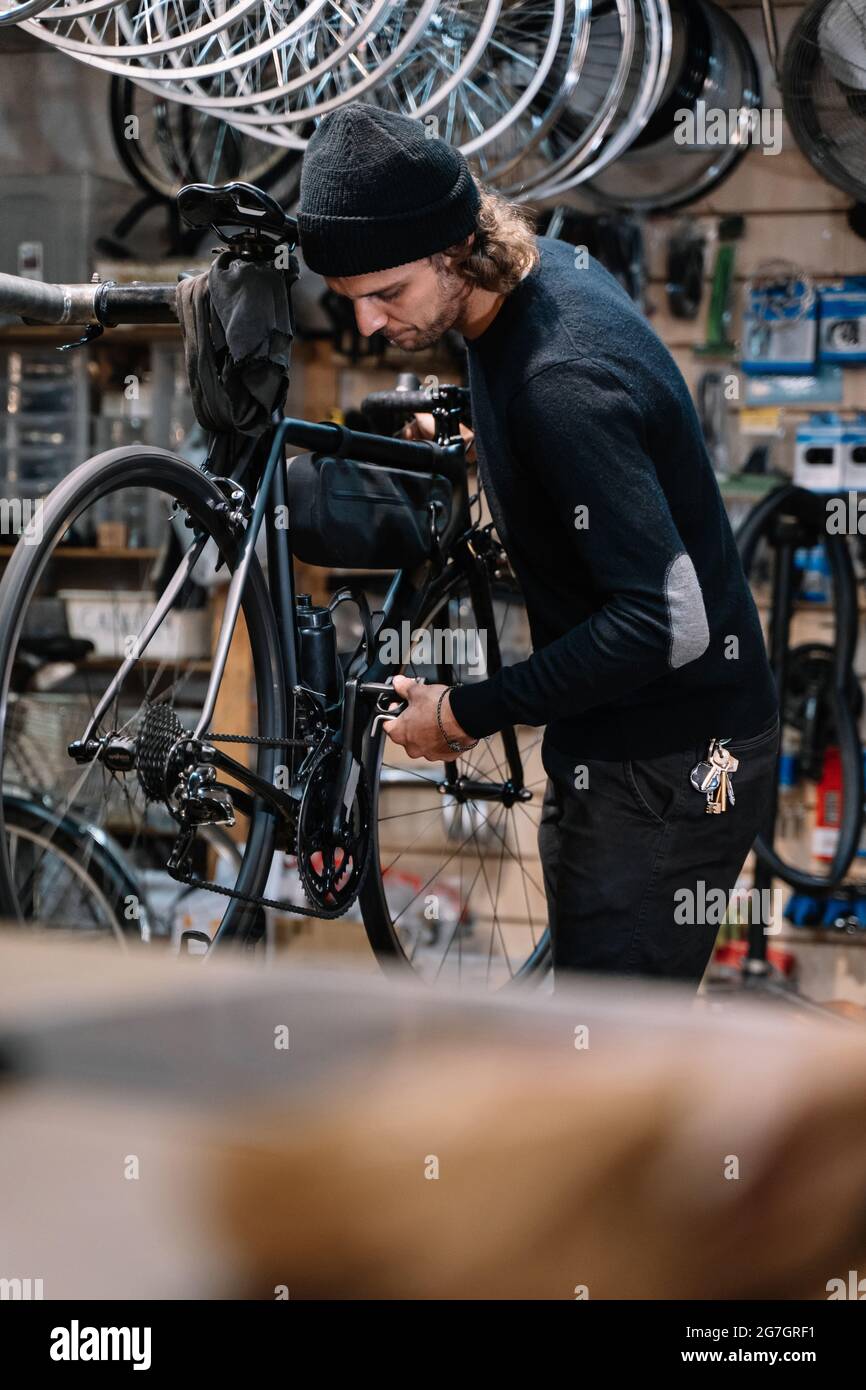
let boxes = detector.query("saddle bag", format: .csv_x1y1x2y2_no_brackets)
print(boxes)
284,452,452,569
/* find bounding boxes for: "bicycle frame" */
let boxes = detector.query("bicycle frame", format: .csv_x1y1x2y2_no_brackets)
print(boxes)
71,406,530,916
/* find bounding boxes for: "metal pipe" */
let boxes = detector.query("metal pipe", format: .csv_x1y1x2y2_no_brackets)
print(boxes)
0,274,178,326
760,0,781,85
0,273,91,324
100,284,178,325
192,424,286,739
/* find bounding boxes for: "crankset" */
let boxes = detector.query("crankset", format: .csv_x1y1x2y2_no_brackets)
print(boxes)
164,739,372,924
295,743,371,914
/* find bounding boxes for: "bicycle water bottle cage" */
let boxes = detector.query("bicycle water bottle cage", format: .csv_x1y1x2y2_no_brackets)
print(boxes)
177,182,298,247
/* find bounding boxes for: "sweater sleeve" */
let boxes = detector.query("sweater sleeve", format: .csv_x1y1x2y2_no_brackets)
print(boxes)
448,358,710,739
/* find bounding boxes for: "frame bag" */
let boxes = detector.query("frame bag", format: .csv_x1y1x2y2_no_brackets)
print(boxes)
285,453,452,569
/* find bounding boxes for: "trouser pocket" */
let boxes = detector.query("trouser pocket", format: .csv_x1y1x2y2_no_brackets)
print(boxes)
723,714,781,758
622,748,691,827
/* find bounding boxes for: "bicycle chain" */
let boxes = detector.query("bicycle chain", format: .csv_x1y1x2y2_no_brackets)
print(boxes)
167,863,351,920
168,741,372,922
204,733,309,748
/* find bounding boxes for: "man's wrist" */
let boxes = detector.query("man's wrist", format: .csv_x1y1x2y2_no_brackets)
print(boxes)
442,687,470,744
438,686,477,752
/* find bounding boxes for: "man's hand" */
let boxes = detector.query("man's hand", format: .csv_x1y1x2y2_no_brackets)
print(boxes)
382,674,475,762
401,412,476,463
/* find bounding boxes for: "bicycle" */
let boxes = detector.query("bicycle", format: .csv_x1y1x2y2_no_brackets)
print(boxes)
0,180,551,988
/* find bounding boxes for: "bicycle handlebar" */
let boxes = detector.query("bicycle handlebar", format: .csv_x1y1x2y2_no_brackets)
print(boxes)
361,386,470,417
0,273,178,327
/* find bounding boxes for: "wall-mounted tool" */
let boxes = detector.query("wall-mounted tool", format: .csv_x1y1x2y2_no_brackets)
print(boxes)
667,221,707,320
695,215,745,359
741,260,818,374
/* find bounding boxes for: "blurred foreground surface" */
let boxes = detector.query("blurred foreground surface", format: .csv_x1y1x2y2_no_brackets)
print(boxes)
1,932,866,1299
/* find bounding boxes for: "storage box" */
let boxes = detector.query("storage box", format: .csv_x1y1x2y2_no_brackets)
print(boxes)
794,414,846,490
741,279,818,375
59,589,210,661
818,280,866,365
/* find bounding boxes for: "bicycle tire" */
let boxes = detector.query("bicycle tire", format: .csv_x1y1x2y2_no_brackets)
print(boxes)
109,74,301,202
0,446,286,945
735,483,864,891
2,791,145,942
358,563,552,988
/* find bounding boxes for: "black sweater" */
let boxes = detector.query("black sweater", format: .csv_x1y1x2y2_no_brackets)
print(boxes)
448,236,779,761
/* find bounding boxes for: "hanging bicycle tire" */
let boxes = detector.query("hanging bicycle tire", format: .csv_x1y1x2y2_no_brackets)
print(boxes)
109,74,301,202
736,482,864,891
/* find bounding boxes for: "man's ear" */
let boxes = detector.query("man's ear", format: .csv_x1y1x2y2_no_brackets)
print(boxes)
438,233,475,267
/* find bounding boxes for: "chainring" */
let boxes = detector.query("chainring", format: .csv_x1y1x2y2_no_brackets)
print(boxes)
296,744,371,914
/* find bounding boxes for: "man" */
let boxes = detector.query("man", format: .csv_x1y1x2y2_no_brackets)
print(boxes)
297,102,780,985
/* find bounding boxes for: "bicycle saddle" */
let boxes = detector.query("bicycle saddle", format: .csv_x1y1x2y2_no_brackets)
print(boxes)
177,181,298,244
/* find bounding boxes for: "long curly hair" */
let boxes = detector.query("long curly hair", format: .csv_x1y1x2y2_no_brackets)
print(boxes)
431,179,540,294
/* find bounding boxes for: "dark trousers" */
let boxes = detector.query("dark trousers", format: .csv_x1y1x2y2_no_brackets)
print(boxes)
537,716,781,986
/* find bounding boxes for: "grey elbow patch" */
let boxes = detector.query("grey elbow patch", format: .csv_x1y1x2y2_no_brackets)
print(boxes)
665,552,709,669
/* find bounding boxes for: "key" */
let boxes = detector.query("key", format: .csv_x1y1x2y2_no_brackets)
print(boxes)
708,740,739,813
692,738,739,813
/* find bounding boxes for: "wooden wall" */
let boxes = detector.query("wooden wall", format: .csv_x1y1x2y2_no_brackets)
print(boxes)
643,1,866,473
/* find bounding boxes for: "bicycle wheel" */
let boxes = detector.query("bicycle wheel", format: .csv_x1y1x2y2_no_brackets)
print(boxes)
2,792,145,942
0,0,56,24
0,446,286,946
29,0,262,59
517,0,668,201
27,0,396,99
152,0,438,128
500,0,634,196
109,74,302,200
359,560,551,989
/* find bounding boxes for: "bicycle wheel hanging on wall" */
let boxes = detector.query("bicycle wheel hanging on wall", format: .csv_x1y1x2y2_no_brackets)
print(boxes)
736,483,864,892
0,0,56,24
500,0,634,197
233,0,588,178
109,74,302,201
568,0,761,212
515,0,668,200
28,0,417,116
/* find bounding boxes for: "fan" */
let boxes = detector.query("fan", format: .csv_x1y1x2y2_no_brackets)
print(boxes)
782,0,866,202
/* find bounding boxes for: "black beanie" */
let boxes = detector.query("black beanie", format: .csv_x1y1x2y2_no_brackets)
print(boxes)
298,103,481,278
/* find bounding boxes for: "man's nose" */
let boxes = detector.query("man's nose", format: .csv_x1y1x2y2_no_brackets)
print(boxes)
355,300,387,337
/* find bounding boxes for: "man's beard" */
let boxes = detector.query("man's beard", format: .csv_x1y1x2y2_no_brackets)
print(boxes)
388,269,471,351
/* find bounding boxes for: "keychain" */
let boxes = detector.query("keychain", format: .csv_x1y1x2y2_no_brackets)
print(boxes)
690,738,739,814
